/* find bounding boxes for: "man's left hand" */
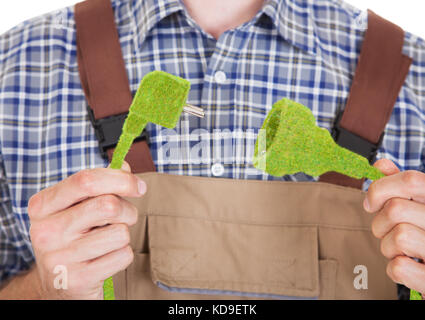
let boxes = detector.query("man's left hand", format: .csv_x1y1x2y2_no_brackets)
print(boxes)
364,158,425,295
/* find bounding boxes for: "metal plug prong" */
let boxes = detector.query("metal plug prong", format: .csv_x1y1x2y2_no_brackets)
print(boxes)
183,104,205,118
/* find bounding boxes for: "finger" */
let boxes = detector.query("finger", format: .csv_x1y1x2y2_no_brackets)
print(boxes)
380,223,425,261
364,170,425,213
363,158,399,214
61,224,130,263
387,256,425,294
28,167,147,220
60,194,138,236
82,245,134,282
63,245,134,295
30,195,137,252
120,161,131,173
373,158,400,176
372,198,425,238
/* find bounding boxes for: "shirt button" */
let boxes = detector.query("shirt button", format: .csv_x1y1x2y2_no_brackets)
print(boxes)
211,163,225,177
355,11,367,30
214,71,227,84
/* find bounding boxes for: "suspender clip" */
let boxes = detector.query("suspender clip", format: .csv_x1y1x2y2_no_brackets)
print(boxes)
86,105,150,159
331,110,384,164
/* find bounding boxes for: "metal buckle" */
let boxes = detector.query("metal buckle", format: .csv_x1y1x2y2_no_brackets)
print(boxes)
331,110,384,164
87,106,149,159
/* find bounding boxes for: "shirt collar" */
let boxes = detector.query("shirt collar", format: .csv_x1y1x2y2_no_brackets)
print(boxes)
128,0,318,56
129,0,185,50
262,0,319,56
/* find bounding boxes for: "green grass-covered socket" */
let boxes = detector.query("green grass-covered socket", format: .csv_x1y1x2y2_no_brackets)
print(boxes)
253,98,385,181
253,98,423,301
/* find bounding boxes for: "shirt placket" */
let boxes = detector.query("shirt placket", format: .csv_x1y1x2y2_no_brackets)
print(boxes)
199,30,249,179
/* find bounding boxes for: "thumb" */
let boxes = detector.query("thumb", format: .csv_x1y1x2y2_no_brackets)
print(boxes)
107,160,132,172
373,158,400,176
120,161,132,172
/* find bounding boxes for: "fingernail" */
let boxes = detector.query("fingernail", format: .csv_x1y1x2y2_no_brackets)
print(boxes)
121,161,131,172
137,179,147,195
363,198,370,212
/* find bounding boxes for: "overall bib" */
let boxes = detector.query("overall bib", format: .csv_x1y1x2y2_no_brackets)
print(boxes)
74,0,412,299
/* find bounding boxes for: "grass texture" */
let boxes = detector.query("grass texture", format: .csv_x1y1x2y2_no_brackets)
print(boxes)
110,70,191,170
253,98,422,300
105,71,191,300
253,98,385,180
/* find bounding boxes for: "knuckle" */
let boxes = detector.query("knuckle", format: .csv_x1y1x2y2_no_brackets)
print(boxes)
388,256,408,284
402,171,422,189
30,222,54,249
121,246,134,267
98,195,121,218
366,183,379,208
28,193,42,219
29,222,39,241
113,224,130,245
75,169,96,193
393,224,410,250
130,205,139,225
380,240,388,258
371,216,381,238
119,173,137,194
129,204,139,225
367,182,376,196
386,263,395,282
385,199,405,224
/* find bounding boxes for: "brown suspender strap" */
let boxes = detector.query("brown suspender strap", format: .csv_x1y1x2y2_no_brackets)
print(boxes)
75,0,155,173
319,10,412,189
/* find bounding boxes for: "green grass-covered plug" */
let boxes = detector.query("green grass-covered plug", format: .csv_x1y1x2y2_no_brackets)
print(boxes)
110,70,194,169
104,71,204,300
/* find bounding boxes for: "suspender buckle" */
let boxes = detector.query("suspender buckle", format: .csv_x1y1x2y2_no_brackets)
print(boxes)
87,106,150,159
331,110,384,164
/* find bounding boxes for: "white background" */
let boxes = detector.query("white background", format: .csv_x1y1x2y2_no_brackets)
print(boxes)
0,0,424,38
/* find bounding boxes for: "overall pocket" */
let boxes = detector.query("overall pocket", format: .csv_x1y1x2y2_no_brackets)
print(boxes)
144,215,329,299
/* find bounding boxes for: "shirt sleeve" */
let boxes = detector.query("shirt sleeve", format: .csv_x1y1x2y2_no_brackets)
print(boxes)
420,148,425,174
0,23,36,288
0,152,35,286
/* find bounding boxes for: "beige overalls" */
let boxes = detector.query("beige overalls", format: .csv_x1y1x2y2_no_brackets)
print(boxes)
75,0,412,299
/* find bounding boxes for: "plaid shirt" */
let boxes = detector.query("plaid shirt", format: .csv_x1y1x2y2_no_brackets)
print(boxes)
0,0,424,284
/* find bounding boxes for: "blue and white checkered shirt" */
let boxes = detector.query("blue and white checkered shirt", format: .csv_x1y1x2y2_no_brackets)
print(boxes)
0,0,424,284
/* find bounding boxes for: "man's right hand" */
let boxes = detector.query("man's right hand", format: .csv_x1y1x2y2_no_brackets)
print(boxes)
28,162,145,299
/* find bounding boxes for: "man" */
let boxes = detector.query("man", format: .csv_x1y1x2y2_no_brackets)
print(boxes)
0,0,424,299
